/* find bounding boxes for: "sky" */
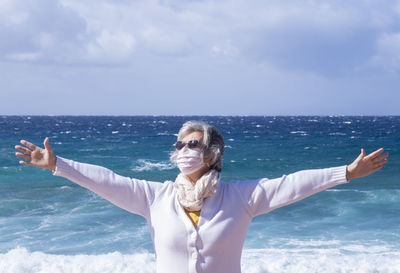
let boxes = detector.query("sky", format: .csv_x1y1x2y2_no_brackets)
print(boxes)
1,0,400,116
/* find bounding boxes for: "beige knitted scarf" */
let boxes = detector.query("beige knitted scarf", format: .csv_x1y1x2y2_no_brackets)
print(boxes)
174,169,220,211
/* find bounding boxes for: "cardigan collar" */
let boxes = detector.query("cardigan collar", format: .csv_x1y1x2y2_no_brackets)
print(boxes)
175,180,224,231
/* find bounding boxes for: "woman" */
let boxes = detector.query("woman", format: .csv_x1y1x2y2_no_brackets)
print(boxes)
15,120,388,273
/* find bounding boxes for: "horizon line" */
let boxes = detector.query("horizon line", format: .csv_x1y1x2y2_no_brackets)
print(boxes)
2,114,399,117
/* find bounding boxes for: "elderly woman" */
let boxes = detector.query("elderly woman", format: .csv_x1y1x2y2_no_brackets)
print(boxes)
15,120,388,273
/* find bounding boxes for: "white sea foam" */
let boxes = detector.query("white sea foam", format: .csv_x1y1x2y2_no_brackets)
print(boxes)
157,132,170,136
290,131,308,136
241,248,400,273
1,247,399,273
131,159,175,172
0,248,155,273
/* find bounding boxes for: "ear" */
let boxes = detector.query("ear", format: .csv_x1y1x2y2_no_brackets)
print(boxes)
204,148,220,166
203,149,212,164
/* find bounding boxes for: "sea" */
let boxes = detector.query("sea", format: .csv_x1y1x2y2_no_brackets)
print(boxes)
0,116,399,273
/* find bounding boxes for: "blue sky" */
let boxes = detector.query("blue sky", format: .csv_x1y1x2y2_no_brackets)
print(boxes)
1,0,400,115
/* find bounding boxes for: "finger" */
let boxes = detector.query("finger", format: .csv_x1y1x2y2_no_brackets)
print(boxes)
373,153,389,163
356,148,365,161
374,158,388,168
371,159,387,172
43,137,53,152
20,140,37,150
15,145,32,154
371,165,384,172
354,148,365,164
19,160,33,166
16,152,31,160
365,148,384,160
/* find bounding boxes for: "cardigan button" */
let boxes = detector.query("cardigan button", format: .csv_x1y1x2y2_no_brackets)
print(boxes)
192,252,198,259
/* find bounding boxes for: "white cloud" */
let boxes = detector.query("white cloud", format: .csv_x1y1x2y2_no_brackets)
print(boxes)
0,0,87,64
139,26,190,56
86,30,136,61
211,40,238,57
5,52,40,61
396,0,400,15
1,0,400,75
0,0,28,26
372,32,400,71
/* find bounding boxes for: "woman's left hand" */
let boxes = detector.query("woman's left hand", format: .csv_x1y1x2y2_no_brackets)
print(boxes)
346,148,389,180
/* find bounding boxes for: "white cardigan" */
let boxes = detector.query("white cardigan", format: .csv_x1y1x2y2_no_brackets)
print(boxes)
53,156,348,273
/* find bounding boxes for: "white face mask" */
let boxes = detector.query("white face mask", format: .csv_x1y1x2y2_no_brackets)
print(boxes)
176,147,206,175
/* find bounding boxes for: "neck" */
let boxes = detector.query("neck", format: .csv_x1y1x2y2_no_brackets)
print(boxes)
185,166,211,184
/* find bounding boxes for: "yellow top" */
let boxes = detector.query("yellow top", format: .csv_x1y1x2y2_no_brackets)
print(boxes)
184,209,201,228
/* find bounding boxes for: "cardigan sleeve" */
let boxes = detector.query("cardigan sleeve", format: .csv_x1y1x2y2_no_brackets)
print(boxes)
232,166,349,217
52,156,163,218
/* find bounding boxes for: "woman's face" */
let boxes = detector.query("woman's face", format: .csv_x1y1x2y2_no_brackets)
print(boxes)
179,131,212,180
180,131,212,166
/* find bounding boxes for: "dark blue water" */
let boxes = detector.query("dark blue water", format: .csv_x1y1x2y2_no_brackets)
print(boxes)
1,116,399,273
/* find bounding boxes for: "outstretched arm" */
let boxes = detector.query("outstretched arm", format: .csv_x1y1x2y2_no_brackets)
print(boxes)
15,137,162,218
233,148,389,217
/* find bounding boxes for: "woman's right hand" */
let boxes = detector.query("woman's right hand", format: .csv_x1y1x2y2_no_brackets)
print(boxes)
15,137,57,171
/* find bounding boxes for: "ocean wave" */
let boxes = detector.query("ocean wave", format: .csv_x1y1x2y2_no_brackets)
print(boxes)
131,159,175,172
0,248,155,273
1,247,399,273
326,189,400,202
59,186,73,191
290,131,308,136
241,248,400,273
156,132,172,136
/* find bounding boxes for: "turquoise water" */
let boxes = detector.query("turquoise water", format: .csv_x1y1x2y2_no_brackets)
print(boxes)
1,116,399,272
